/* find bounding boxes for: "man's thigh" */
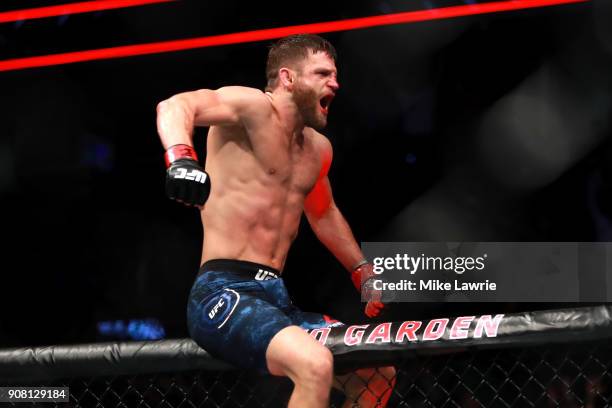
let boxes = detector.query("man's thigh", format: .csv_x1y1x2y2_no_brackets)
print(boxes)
187,281,293,372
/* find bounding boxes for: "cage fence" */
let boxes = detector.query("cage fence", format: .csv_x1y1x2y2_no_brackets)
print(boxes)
1,305,611,407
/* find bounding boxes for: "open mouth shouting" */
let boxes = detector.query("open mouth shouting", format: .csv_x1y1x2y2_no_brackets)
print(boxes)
319,93,335,115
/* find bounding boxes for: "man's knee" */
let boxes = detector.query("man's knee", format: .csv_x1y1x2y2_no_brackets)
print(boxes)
266,326,334,384
299,346,334,384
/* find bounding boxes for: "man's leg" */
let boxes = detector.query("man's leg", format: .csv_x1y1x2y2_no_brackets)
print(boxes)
266,325,334,408
281,308,397,407
334,366,396,408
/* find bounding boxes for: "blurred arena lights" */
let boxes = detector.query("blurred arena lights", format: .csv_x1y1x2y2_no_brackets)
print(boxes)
97,319,166,340
0,0,588,72
0,0,175,24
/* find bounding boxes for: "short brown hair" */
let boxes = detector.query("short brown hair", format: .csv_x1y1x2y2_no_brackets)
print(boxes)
265,34,337,91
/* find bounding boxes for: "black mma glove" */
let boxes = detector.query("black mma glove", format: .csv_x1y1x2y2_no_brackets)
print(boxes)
164,144,210,206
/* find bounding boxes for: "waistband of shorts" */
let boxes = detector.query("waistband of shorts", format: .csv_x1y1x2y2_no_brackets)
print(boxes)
198,259,281,280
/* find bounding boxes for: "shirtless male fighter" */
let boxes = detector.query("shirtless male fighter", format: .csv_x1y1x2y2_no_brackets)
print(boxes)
156,34,394,408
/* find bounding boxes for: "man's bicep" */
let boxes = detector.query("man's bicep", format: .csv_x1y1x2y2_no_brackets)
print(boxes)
189,88,238,126
186,87,266,127
305,130,335,219
304,176,334,220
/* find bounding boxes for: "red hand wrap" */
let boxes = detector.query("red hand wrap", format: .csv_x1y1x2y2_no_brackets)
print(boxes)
164,144,199,167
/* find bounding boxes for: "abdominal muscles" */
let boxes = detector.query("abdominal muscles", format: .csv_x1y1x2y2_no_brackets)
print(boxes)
200,173,306,271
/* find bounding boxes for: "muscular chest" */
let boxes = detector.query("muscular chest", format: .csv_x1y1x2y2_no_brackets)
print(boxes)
258,131,321,193
286,146,321,193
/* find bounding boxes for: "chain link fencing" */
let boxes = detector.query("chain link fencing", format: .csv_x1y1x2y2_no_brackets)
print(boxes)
2,306,611,407
7,339,609,407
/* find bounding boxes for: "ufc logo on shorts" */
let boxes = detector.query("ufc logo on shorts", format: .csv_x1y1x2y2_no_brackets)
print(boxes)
255,269,278,281
208,298,225,319
174,168,208,183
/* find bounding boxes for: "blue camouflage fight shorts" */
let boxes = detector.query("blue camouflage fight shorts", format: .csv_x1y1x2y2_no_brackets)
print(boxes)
187,259,344,373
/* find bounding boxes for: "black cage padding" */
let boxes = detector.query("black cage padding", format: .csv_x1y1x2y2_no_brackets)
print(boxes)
1,305,610,383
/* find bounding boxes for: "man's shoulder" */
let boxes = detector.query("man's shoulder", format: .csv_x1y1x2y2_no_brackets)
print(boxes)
306,128,333,151
215,86,272,119
305,128,333,172
216,86,268,103
216,85,263,95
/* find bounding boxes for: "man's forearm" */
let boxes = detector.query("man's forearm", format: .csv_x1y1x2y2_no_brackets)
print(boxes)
156,96,195,149
307,205,366,272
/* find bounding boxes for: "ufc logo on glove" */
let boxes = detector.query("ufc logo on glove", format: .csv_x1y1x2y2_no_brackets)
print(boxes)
173,168,208,184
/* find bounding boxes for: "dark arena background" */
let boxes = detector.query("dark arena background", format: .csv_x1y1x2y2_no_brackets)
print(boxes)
1,0,612,406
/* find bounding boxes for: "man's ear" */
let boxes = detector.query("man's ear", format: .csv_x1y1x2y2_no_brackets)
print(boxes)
279,68,295,90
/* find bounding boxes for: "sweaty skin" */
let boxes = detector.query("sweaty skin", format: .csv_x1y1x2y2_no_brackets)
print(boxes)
159,50,393,408
157,51,383,320
201,94,330,270
157,51,360,274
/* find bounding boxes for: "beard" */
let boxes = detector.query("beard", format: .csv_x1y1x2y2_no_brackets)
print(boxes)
293,80,327,130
